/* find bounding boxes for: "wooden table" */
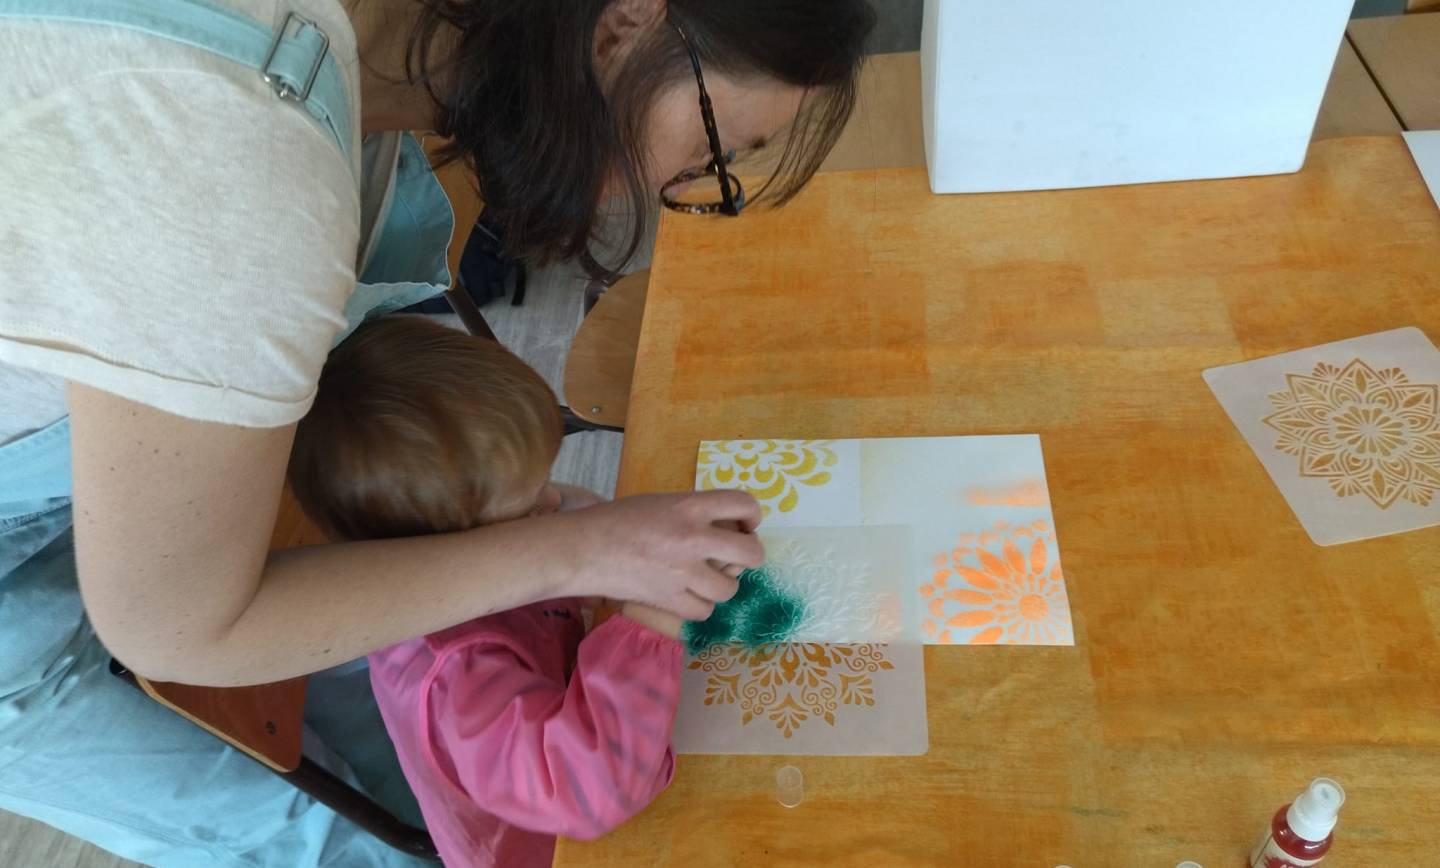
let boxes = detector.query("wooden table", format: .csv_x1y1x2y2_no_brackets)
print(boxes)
555,137,1440,867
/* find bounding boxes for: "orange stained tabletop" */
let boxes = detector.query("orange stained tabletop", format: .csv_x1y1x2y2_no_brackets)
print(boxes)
554,137,1440,868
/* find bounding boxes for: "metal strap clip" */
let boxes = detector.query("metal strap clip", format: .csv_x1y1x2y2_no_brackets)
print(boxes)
260,11,329,102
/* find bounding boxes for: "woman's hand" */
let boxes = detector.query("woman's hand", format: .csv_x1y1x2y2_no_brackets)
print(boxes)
560,491,762,622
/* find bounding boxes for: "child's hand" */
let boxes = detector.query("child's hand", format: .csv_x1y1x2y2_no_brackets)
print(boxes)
553,483,605,511
619,602,684,640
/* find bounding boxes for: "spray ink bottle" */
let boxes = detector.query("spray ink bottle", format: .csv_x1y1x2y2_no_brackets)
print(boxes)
1248,778,1345,868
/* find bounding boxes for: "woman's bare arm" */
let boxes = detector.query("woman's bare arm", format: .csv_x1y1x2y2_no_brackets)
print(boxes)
69,385,760,686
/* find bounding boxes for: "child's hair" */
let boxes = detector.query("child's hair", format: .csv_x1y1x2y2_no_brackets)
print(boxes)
288,316,563,541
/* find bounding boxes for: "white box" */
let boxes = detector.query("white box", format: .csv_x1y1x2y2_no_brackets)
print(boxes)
921,0,1355,193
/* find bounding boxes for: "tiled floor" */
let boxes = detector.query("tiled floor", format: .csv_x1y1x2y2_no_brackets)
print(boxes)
453,254,631,500
0,812,141,868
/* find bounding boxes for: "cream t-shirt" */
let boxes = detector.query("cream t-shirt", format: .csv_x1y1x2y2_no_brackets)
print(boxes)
0,0,379,445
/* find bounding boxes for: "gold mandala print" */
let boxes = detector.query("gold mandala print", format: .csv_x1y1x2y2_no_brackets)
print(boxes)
696,440,838,516
1262,358,1440,509
686,643,893,738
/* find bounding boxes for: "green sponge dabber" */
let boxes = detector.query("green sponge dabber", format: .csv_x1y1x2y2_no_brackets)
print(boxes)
682,564,808,655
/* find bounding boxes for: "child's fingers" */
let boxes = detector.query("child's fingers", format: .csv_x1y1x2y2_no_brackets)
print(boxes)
672,590,717,622
621,601,685,639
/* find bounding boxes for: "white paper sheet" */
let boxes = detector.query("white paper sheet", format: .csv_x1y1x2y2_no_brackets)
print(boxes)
696,436,1074,646
1404,130,1440,212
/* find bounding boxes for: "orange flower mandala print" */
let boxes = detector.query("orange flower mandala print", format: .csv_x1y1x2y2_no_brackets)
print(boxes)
1261,358,1440,509
919,519,1073,646
685,643,893,738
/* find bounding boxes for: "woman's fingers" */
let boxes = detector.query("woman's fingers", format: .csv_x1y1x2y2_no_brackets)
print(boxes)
571,491,768,620
705,558,745,581
688,489,763,533
691,565,741,604
700,524,765,570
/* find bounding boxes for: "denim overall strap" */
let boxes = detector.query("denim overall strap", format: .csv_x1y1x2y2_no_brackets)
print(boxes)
0,0,355,170
339,133,455,341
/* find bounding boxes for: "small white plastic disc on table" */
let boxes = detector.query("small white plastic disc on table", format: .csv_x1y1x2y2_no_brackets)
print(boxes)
775,765,804,808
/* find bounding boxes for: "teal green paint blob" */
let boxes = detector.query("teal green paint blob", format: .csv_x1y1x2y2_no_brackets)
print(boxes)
745,591,805,645
680,600,738,651
682,564,808,655
722,565,768,610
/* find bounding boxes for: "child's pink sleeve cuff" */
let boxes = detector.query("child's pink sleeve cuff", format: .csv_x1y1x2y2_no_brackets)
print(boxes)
423,612,684,840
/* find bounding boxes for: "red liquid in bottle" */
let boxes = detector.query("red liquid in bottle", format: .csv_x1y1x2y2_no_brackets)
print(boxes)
1250,804,1334,867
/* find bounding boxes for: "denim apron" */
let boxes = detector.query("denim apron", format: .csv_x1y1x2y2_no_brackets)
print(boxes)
0,2,450,864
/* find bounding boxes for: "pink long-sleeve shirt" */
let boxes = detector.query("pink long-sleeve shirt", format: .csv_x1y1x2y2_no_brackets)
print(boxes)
368,602,683,868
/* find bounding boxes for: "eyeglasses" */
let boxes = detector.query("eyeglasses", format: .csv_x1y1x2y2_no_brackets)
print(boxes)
660,23,745,217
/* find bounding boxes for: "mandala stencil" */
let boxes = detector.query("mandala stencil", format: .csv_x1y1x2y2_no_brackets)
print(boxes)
920,519,1072,646
763,536,902,643
696,440,838,516
1262,358,1440,509
686,643,894,738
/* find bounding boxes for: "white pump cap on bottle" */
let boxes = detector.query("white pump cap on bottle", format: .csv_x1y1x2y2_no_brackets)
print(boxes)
1286,778,1346,842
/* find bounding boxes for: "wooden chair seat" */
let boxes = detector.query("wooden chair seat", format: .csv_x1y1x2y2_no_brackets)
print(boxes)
114,489,438,859
562,270,650,430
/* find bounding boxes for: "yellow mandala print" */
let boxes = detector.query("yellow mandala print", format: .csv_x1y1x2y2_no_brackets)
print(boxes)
696,440,838,516
1262,358,1440,509
920,519,1072,646
686,643,893,738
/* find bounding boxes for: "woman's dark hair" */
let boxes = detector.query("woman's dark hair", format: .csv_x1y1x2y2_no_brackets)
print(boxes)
408,0,876,281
